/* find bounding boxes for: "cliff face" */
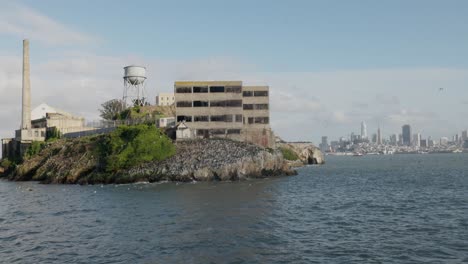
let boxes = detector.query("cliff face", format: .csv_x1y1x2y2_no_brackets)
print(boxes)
277,142,325,166
123,139,295,182
10,138,295,184
10,137,100,183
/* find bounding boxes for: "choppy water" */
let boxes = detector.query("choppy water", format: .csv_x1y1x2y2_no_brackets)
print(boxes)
1,154,467,263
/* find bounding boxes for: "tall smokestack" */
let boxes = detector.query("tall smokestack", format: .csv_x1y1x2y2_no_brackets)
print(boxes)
21,39,31,130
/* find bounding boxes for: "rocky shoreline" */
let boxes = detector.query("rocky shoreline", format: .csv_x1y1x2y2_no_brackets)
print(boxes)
0,137,325,184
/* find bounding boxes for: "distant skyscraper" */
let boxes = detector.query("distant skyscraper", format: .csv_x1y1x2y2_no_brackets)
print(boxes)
413,133,421,147
462,130,468,140
372,133,377,143
361,121,368,140
390,134,397,145
402,124,412,146
320,136,329,152
377,126,382,145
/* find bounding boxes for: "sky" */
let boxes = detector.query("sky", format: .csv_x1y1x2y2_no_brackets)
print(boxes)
0,0,467,145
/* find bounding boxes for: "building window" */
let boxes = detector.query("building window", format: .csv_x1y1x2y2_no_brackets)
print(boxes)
176,101,192,107
227,129,241,134
41,131,45,137
210,129,226,135
210,86,225,93
34,131,39,137
254,91,268,97
254,117,269,124
196,129,209,137
225,115,233,122
210,100,226,107
194,115,209,122
254,104,269,110
176,87,192,93
243,104,254,110
248,117,254,124
193,86,208,93
243,91,253,97
177,115,192,122
193,101,209,107
226,86,242,93
210,115,226,122
225,100,242,107
235,114,242,122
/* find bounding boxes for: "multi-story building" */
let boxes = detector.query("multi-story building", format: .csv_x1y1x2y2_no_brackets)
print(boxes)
155,93,175,106
413,133,421,147
461,130,467,141
320,136,329,152
174,81,274,147
402,124,411,146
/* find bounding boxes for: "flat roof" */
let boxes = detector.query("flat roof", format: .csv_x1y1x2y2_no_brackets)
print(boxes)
175,81,243,86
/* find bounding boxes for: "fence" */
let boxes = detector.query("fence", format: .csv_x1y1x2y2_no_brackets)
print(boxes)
61,116,161,139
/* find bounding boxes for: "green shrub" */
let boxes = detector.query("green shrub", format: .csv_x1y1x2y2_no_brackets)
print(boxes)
25,141,46,158
100,124,175,172
46,127,62,141
0,159,13,170
280,147,299,161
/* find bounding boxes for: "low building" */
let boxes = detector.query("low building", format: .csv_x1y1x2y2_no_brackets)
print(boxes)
156,93,175,106
174,81,275,148
158,117,176,128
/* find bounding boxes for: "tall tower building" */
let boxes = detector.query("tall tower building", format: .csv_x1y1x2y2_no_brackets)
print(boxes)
413,133,421,147
402,124,411,146
21,39,31,132
377,126,382,145
461,130,467,141
361,121,368,140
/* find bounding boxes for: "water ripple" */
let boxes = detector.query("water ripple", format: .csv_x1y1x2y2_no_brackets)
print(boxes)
0,154,467,263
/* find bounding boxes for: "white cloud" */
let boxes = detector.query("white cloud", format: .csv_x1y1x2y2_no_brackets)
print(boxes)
0,3,97,46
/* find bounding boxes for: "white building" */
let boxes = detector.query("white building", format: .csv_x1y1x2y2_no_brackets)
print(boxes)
156,93,175,106
361,121,367,140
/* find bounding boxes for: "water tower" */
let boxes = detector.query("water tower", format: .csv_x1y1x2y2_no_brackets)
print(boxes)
122,65,147,107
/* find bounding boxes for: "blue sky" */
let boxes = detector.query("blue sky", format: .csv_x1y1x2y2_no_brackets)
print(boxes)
0,0,467,143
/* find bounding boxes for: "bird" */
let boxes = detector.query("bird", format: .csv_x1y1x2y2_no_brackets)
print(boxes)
439,87,444,91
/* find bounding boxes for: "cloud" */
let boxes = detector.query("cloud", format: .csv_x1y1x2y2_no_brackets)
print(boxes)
0,4,98,46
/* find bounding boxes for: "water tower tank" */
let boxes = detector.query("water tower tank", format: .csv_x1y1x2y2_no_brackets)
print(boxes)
124,65,146,85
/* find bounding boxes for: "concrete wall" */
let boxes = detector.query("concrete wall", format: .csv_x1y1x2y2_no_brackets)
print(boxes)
174,81,274,148
156,93,175,106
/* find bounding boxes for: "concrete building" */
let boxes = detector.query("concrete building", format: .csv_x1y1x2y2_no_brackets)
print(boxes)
156,93,175,106
462,130,468,141
1,40,93,159
402,124,412,146
320,136,329,152
377,127,382,145
361,121,368,140
413,133,421,147
158,117,176,128
174,81,274,147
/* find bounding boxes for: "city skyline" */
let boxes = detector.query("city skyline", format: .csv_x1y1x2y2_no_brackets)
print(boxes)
1,1,468,144
323,120,468,147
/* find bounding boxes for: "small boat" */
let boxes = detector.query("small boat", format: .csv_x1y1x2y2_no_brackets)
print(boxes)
353,152,363,156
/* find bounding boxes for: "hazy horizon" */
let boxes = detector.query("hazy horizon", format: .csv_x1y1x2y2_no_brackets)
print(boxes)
1,0,467,144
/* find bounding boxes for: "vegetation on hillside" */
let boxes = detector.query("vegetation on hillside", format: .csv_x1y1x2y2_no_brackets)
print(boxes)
98,124,175,172
279,146,299,161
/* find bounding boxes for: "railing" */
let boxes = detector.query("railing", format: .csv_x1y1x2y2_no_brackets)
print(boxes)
62,116,161,139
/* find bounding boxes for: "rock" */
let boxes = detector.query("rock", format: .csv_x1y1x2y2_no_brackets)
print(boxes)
10,138,295,184
277,141,325,166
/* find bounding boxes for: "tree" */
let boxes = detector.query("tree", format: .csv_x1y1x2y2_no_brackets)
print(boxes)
99,99,125,120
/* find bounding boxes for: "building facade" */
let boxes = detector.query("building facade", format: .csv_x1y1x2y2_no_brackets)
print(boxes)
402,124,412,146
174,81,274,147
156,93,175,106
